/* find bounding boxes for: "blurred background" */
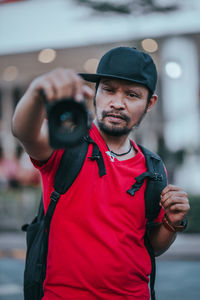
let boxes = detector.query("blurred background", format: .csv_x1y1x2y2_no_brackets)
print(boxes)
0,0,200,299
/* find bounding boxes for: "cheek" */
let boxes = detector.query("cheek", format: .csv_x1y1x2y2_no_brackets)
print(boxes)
95,95,107,112
95,99,103,119
129,101,147,112
128,102,147,119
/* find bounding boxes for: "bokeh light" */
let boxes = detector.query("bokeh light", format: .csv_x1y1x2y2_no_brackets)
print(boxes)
83,58,99,73
3,66,18,81
38,48,57,64
165,61,182,79
141,38,158,53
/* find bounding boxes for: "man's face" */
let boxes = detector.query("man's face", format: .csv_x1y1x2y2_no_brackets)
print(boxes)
94,78,151,137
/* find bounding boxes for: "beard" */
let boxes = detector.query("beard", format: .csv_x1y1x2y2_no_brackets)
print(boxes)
96,108,147,137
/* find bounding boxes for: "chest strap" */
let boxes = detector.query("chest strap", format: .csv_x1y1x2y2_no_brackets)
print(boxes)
127,171,163,196
86,136,106,177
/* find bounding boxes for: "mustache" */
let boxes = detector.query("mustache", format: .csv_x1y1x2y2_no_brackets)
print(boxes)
102,111,130,123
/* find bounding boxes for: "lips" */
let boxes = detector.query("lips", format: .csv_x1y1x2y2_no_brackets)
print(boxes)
102,111,130,123
105,113,125,120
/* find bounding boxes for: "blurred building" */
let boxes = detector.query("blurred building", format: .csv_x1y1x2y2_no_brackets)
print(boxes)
0,0,200,192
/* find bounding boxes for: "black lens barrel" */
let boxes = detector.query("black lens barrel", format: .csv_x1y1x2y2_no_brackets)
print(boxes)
46,98,89,148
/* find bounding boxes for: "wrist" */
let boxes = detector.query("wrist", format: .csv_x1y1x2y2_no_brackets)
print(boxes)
162,214,187,232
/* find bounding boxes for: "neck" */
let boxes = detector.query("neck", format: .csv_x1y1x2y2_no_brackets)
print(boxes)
93,119,131,154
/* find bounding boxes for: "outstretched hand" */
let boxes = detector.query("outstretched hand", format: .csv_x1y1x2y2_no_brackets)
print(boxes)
29,68,94,104
160,184,190,225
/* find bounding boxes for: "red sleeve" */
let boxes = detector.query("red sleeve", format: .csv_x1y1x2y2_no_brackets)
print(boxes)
30,149,65,173
154,207,165,223
30,149,65,212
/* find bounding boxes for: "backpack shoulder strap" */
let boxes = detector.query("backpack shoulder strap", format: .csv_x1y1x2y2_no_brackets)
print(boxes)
45,138,90,231
139,145,167,224
54,138,90,194
127,144,167,224
24,137,106,300
42,138,90,289
138,145,167,300
53,136,106,195
45,136,106,226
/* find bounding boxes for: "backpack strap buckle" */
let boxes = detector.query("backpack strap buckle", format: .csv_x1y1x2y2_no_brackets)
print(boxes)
50,191,61,203
88,141,106,177
151,173,163,181
127,171,163,196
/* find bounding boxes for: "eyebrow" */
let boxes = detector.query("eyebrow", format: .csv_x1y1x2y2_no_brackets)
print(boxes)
126,88,143,95
100,79,147,96
127,86,147,98
100,79,112,85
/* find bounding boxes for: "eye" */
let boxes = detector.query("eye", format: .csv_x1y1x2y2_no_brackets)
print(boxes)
128,92,140,98
102,86,114,93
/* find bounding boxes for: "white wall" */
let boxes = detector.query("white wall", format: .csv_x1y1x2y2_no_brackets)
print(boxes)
1,0,200,55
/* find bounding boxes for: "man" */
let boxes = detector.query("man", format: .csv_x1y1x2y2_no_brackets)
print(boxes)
12,47,190,300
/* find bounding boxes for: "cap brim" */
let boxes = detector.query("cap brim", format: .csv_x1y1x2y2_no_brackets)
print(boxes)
79,73,102,83
80,73,138,83
79,73,151,91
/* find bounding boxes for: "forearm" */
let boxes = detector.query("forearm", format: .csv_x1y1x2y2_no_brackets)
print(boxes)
149,223,177,256
12,86,46,143
150,184,190,256
12,68,93,161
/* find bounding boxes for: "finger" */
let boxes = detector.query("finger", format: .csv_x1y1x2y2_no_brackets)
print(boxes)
43,85,55,102
161,195,188,210
161,184,182,197
61,69,81,100
48,69,74,100
82,85,94,100
160,190,188,206
70,73,84,102
166,202,190,214
31,75,56,102
37,80,56,102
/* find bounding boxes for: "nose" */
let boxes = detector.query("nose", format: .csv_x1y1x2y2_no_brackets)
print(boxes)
110,92,125,110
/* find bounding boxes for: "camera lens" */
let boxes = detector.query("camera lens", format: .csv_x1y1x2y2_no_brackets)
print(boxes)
47,98,89,148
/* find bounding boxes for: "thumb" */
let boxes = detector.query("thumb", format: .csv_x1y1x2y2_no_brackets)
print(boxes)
82,85,94,100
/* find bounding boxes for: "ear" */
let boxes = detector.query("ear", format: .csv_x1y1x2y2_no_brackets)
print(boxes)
147,94,158,112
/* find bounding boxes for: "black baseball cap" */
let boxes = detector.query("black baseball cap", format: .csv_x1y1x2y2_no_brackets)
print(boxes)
79,46,157,94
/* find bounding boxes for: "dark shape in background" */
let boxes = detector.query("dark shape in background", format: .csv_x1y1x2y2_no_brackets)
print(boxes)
75,0,179,15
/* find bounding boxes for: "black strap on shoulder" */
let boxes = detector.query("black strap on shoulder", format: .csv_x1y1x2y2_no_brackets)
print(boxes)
127,144,167,300
127,171,163,196
44,138,90,244
41,137,106,288
87,137,106,177
140,145,167,300
41,139,90,287
42,191,61,270
139,145,167,223
127,144,167,222
144,233,156,300
54,138,90,194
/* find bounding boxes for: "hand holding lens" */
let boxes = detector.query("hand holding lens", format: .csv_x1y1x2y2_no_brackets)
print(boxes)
42,92,90,148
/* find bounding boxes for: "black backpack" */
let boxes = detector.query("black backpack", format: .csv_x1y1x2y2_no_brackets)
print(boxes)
22,137,167,300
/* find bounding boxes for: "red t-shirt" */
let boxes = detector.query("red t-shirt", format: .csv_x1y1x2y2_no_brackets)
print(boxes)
31,124,164,300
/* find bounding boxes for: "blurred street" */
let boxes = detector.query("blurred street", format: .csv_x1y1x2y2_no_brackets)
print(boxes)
0,232,200,300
